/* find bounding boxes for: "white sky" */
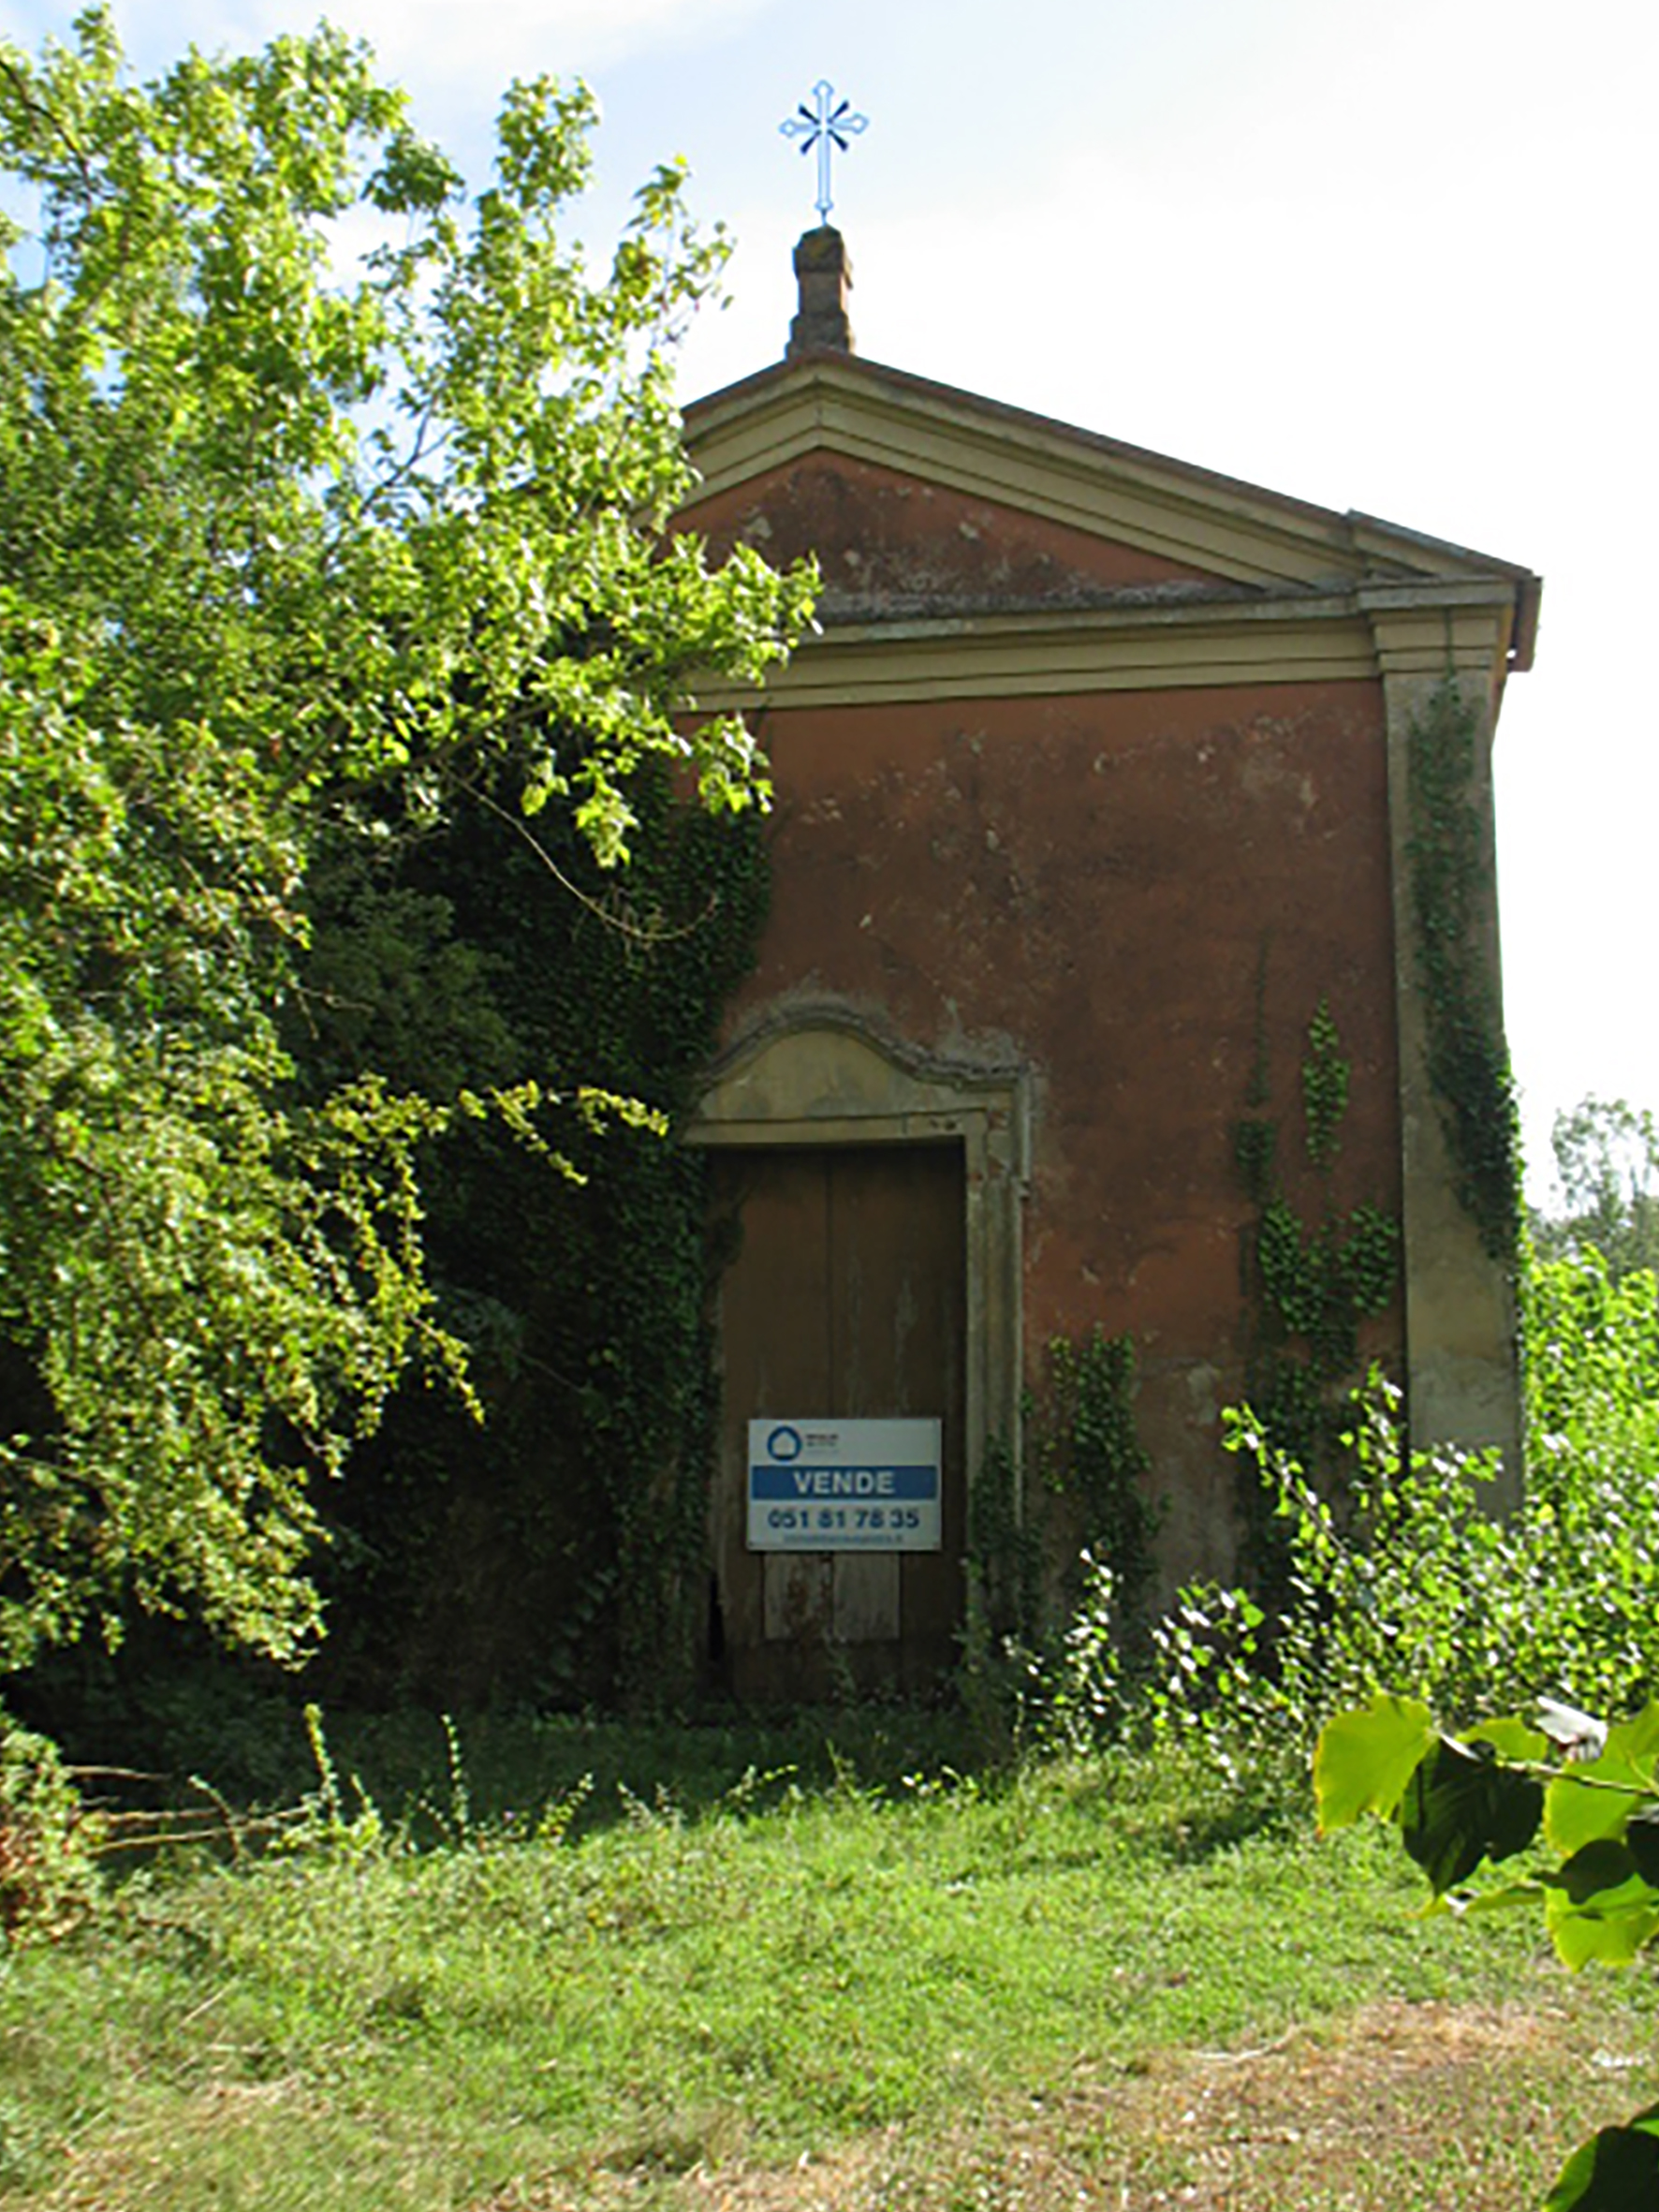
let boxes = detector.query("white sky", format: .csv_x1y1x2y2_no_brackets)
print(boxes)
4,0,1653,1203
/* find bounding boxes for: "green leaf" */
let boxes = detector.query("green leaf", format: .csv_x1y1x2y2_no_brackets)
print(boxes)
1545,2102,1659,2210
1549,1838,1640,1904
1543,1846,1659,1969
1547,1703,1659,1858
1625,1806,1659,1887
1314,1695,1436,1835
1462,1717,1547,1764
1399,1737,1543,1895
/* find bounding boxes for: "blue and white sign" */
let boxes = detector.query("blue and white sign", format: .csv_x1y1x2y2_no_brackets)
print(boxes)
747,1418,943,1553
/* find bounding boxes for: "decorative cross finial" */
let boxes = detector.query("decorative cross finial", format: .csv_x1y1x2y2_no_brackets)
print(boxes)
779,80,867,225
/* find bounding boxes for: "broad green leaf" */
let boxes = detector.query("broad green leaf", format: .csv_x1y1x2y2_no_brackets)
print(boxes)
1543,1849,1659,1969
1625,1806,1659,1887
1547,1703,1659,1857
1463,1717,1547,1764
1549,1839,1640,1904
1399,1737,1543,1895
1545,2102,1659,2210
1314,1695,1436,1835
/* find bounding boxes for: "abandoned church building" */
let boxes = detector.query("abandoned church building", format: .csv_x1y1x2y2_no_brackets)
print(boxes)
677,228,1541,1699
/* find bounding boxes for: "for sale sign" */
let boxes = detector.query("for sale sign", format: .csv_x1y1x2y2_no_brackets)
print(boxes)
746,1418,942,1553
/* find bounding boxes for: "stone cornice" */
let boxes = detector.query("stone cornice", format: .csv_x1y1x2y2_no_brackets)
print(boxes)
685,577,1520,713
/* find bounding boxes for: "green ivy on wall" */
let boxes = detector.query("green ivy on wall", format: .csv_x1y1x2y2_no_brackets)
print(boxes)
1233,991,1400,1518
1406,680,1521,1264
965,1430,1042,1649
1301,998,1349,1171
962,1330,1156,1748
295,759,770,1712
965,1330,1157,1651
1041,1329,1161,1641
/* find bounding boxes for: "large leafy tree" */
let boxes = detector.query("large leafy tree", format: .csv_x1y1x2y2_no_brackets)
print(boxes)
0,11,811,1672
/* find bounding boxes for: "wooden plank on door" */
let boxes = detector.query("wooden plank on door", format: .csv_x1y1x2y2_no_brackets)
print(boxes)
707,1151,830,1669
830,1145,966,1670
833,1552,900,1642
767,1555,834,1642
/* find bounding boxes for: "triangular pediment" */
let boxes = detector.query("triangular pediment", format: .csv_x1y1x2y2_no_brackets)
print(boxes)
680,449,1225,619
682,353,1538,661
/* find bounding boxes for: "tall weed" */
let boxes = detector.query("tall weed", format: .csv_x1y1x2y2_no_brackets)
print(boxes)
1057,1248,1659,1769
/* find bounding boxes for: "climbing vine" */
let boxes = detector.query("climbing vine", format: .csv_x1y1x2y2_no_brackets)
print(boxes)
1233,988,1400,1523
965,1334,1157,1653
1406,681,1521,1264
1042,1330,1161,1642
962,1332,1157,1745
298,759,771,1712
965,1431,1043,1650
1301,998,1350,1170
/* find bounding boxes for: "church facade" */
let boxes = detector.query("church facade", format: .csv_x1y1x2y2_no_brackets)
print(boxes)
678,229,1539,1696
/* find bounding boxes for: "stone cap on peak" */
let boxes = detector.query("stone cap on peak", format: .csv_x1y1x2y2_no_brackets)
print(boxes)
786,226,854,360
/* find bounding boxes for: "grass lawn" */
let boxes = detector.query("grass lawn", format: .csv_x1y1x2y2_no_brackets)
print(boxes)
2,1709,1655,2208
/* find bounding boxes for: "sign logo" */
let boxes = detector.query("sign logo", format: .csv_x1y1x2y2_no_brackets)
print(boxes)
766,1423,803,1462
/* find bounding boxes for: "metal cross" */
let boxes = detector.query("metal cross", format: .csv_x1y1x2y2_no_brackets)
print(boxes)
779,80,867,224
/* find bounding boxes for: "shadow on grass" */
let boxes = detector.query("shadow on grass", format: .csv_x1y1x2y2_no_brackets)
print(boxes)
18,1634,1314,1860
14,1639,991,1846
320,1699,984,1844
1062,1746,1313,1864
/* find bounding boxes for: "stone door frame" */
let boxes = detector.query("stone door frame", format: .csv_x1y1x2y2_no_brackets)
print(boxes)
685,1004,1029,1511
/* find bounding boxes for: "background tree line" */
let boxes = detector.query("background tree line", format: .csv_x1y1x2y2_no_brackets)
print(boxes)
1532,1097,1659,1283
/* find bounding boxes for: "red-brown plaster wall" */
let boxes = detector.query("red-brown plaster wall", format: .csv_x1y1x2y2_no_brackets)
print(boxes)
684,454,1216,614
723,679,1403,1580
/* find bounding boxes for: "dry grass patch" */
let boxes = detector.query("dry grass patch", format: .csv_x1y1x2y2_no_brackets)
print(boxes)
22,2077,464,2212
507,1996,1657,2212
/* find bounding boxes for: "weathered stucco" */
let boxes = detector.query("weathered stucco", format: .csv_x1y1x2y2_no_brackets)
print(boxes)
680,332,1534,1613
708,679,1402,1586
1380,664,1521,1484
688,451,1215,619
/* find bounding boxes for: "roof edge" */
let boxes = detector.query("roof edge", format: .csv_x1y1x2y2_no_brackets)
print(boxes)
683,351,1541,668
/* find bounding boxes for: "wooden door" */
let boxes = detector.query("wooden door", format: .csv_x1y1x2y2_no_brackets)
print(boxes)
707,1143,966,1700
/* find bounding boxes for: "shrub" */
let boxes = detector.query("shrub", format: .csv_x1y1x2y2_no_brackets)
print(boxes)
0,1707,101,1942
1117,1248,1659,1770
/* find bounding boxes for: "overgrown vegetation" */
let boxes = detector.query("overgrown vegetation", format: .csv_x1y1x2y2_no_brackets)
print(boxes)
1289,1122,1659,2206
0,1709,101,1943
1001,1228,1659,1796
966,1155,1653,1785
1041,1329,1161,1640
296,771,771,1711
1319,1688,1659,2207
963,1329,1160,1757
1,1709,1652,2210
7,1193,1657,2204
1016,1224,1659,2205
0,13,810,1694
